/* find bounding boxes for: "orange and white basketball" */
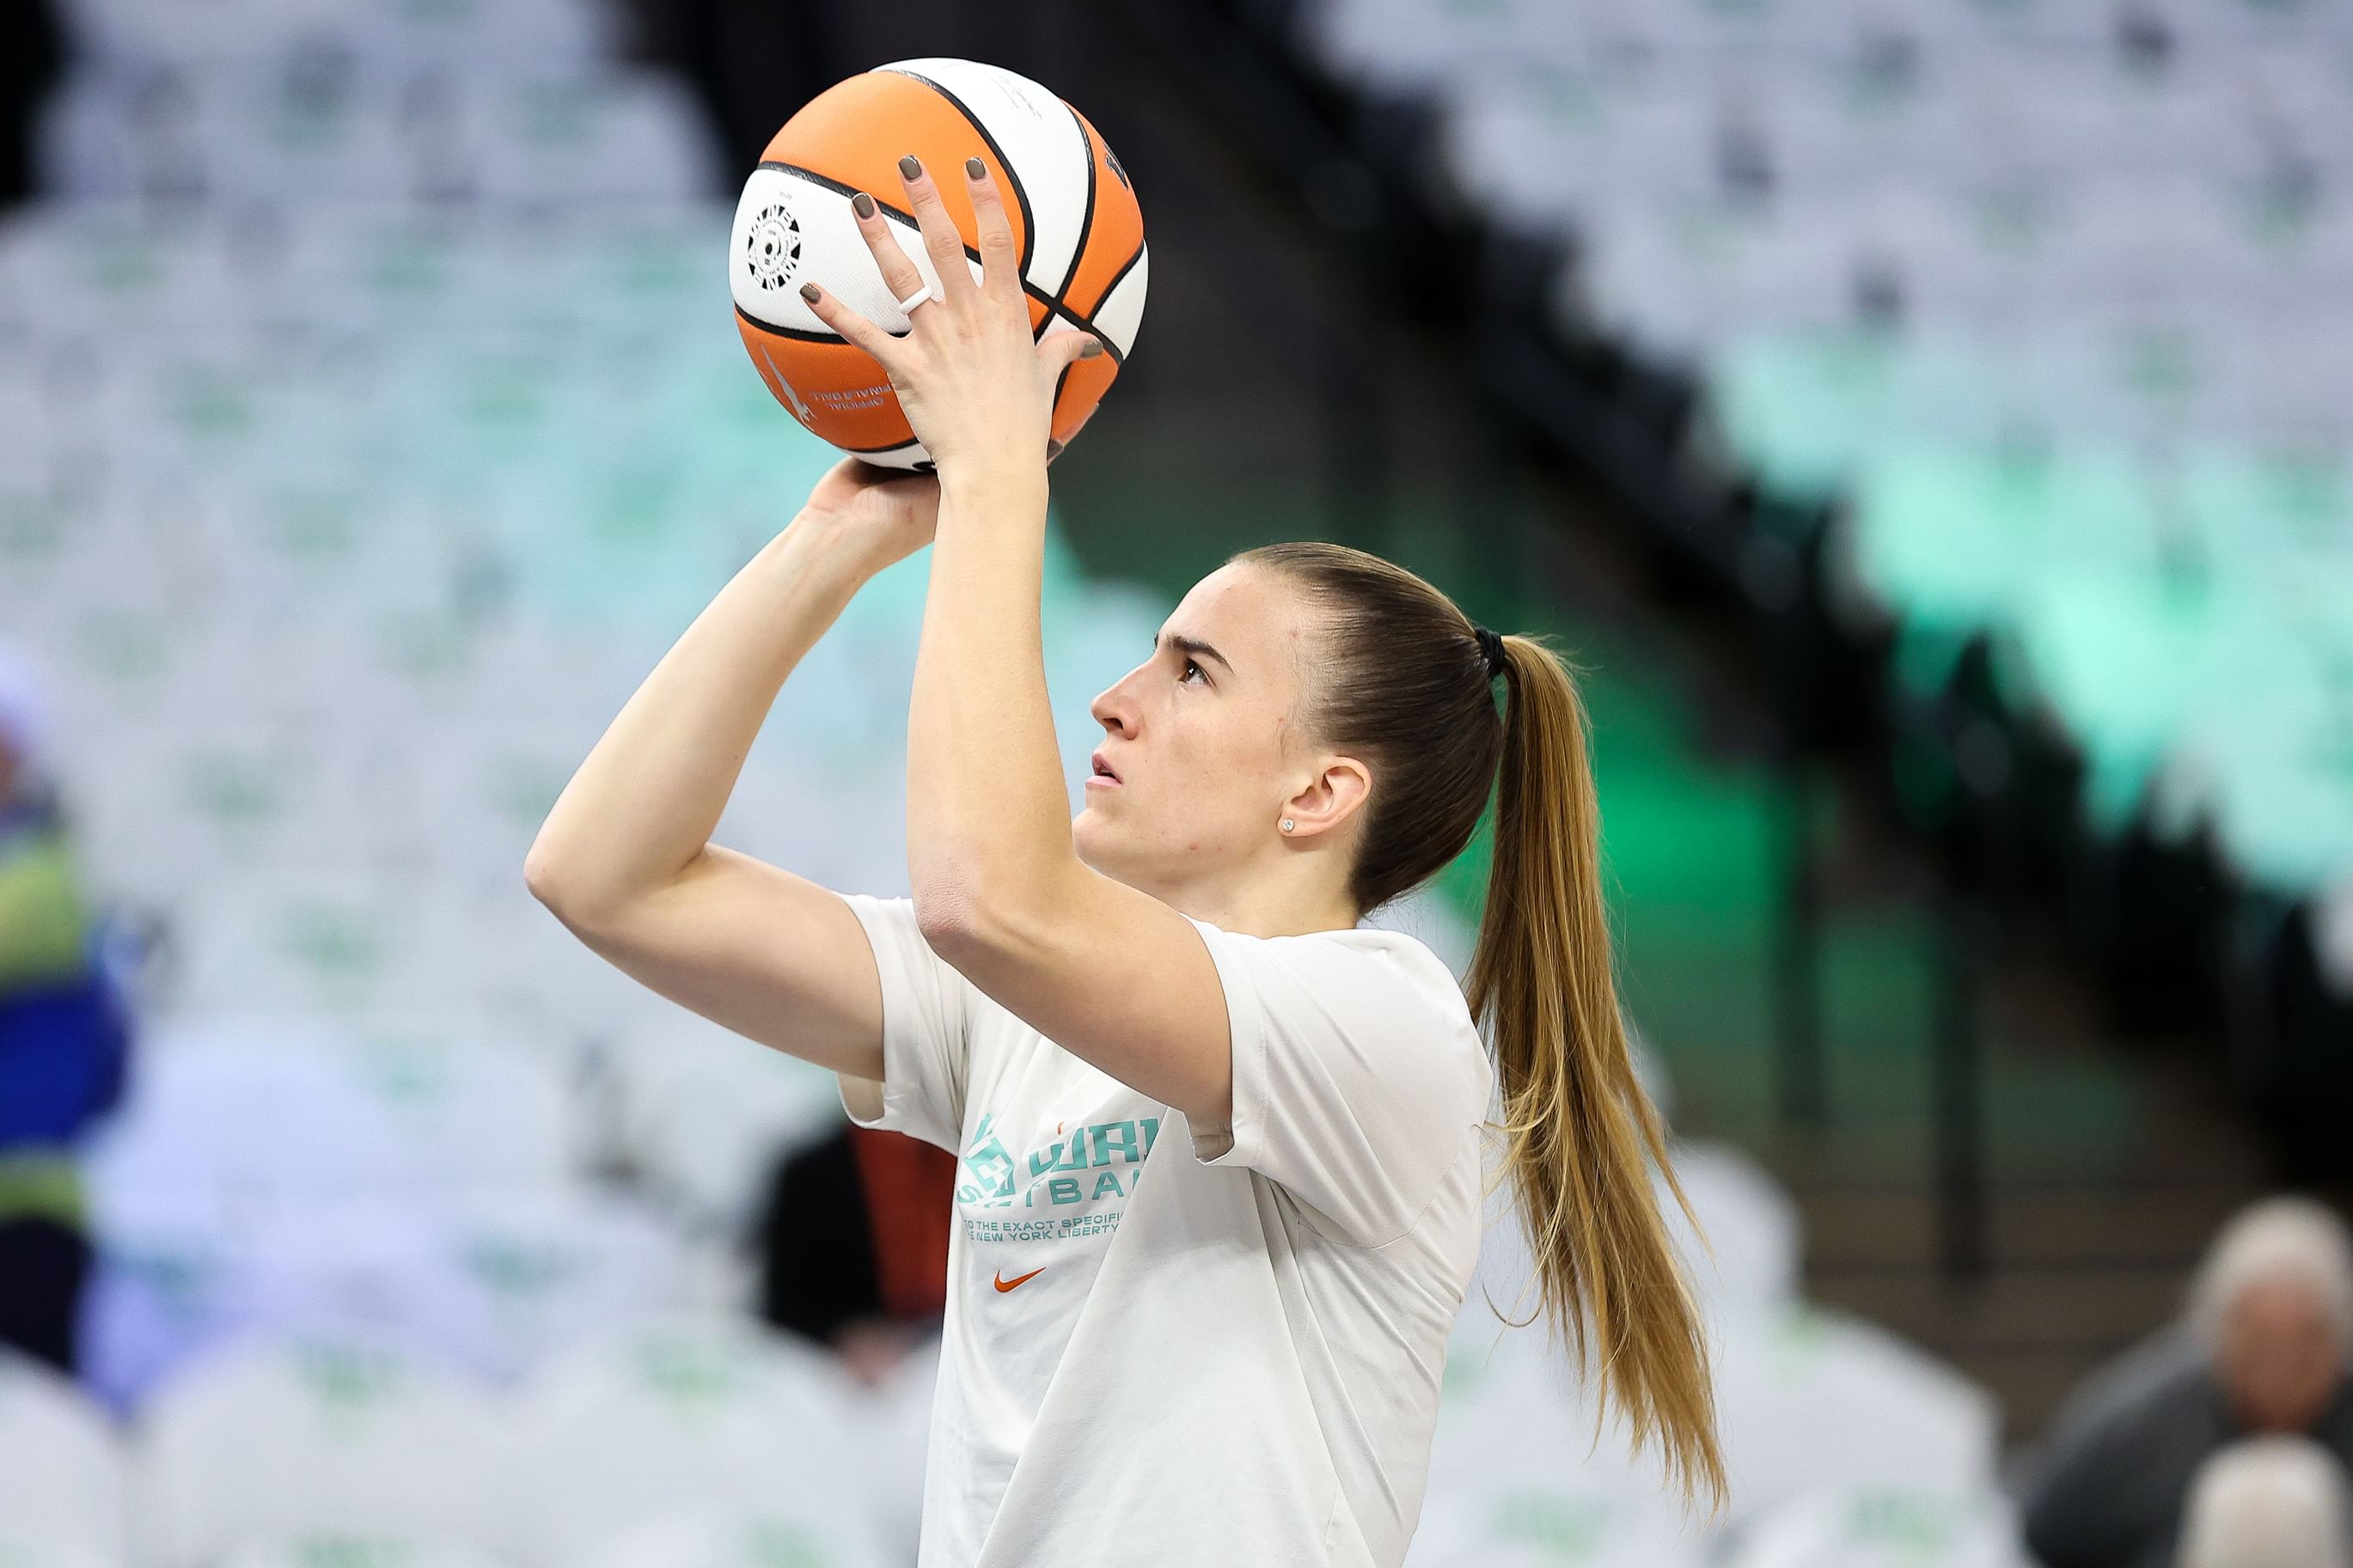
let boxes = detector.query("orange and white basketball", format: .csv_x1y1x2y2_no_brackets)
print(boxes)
730,58,1147,471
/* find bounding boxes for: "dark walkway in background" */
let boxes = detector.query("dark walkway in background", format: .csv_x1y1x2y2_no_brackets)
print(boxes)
634,0,2284,1447
0,0,66,211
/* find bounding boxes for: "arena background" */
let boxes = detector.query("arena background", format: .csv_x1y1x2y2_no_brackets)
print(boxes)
2,0,2349,1563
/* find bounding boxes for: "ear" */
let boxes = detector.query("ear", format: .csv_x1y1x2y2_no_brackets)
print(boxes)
1280,753,1372,841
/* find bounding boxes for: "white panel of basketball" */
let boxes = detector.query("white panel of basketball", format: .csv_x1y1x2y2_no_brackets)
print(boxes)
881,56,1095,296
730,168,985,336
1092,243,1148,356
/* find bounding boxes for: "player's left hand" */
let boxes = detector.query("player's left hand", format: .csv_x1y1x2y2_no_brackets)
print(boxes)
797,154,1101,484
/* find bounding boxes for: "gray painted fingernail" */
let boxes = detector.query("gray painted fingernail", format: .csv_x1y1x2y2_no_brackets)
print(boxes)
799,283,820,302
851,192,876,219
899,155,922,180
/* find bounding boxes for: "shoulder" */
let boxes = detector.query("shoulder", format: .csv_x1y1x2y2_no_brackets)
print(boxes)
1189,919,1489,1081
1191,918,1462,1004
2049,1325,2215,1438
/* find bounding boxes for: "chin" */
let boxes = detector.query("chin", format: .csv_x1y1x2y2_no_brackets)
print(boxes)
1072,808,1111,869
1072,813,1146,888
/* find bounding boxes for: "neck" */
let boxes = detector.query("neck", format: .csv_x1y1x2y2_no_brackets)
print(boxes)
1127,860,1360,939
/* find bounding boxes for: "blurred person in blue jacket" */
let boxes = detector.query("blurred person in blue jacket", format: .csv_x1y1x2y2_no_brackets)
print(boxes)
2018,1197,2353,1568
0,648,131,1375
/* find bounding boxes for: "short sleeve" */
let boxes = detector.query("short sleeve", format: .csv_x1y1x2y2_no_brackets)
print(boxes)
1184,920,1491,1248
834,893,974,1154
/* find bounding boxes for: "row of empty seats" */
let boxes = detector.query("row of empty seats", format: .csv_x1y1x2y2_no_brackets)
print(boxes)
1301,0,2353,918
61,0,625,70
0,1319,926,1568
1311,0,2353,88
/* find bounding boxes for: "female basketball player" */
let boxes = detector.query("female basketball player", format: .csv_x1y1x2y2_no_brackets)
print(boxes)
526,155,1723,1565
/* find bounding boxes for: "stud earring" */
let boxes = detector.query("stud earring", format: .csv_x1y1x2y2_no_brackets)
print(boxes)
1280,818,1296,833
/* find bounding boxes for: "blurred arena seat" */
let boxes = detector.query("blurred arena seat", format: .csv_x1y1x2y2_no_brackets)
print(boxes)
131,1333,509,1568
1729,1486,2031,1568
0,1348,129,1565
504,1315,891,1568
1404,1474,1711,1568
584,1507,900,1568
218,1535,517,1568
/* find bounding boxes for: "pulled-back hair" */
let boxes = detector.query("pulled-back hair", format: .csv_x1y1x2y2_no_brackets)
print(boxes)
1237,540,1727,1514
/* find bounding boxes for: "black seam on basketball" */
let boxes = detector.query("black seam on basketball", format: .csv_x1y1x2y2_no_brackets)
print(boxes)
734,301,855,344
1038,304,1123,367
1079,239,1146,326
755,161,1060,316
878,68,1038,282
1055,103,1098,306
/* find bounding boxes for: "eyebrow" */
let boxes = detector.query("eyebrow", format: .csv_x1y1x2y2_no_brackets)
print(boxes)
1158,632,1233,675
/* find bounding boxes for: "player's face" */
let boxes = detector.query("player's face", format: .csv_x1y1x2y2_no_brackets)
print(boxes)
1075,562,1335,897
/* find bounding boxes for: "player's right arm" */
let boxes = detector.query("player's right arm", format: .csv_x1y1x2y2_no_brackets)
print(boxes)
523,458,940,1083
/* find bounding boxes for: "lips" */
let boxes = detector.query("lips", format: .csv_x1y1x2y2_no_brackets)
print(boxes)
1088,751,1121,784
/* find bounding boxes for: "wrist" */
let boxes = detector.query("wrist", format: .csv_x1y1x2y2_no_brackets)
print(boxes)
938,462,1048,516
775,510,884,588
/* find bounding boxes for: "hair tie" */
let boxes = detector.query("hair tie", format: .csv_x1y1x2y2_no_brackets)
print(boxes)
1472,625,1506,680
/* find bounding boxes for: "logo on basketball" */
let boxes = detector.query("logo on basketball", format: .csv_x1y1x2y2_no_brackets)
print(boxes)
743,202,804,291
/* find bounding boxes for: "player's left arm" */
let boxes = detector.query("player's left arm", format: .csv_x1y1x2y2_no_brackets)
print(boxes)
798,155,1233,1130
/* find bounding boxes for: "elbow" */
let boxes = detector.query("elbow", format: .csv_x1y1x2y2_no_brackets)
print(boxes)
523,843,614,934
911,862,993,958
911,848,1074,962
912,854,1047,965
523,845,581,924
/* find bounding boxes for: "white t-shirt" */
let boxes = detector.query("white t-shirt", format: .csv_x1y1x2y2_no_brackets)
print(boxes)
834,893,1496,1568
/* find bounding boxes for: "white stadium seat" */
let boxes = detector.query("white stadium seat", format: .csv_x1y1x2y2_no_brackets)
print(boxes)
132,1333,510,1568
504,1315,883,1568
1729,1486,2032,1568
584,1508,898,1568
220,1535,516,1568
0,1350,130,1565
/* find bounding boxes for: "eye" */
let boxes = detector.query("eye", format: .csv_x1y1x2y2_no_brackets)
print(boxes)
1180,656,1208,686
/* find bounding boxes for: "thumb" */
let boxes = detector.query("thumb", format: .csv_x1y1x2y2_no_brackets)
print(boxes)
1038,328,1107,376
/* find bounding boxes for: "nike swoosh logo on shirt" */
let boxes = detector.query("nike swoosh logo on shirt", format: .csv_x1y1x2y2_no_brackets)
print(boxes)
993,1266,1045,1293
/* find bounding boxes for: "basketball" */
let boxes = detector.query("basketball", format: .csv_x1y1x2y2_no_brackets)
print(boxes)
729,58,1148,471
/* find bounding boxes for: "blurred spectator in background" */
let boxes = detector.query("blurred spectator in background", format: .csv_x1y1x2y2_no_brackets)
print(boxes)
2174,1435,2353,1568
751,1121,953,1388
2019,1197,2353,1568
0,646,129,1375
0,0,65,208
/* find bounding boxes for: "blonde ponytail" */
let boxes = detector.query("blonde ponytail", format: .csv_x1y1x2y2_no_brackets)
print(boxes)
1464,634,1727,1515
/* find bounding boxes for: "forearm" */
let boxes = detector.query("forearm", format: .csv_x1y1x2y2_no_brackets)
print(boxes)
526,513,874,919
906,469,1077,920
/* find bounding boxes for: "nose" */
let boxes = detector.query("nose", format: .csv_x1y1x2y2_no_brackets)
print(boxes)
1090,665,1145,739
